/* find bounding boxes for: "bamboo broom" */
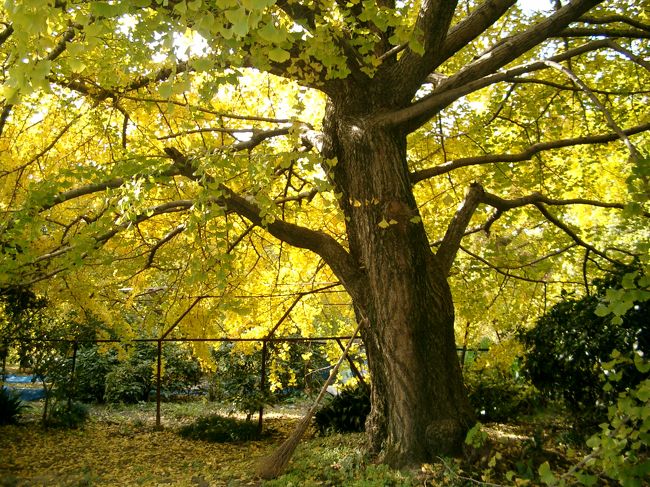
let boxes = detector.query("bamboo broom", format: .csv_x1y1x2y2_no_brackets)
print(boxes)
256,318,365,480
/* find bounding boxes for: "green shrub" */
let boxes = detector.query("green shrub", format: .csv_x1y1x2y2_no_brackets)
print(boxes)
314,384,370,435
464,360,540,422
159,344,203,398
72,347,118,403
523,351,649,487
0,387,27,425
209,343,275,419
581,351,650,486
104,358,153,403
177,414,262,442
209,341,329,418
45,400,89,429
98,342,203,404
520,265,649,425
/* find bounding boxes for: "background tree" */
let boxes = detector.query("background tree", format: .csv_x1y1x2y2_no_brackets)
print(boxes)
0,0,648,467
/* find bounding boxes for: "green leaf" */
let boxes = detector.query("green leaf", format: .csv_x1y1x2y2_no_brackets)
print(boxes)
188,0,202,11
538,462,557,485
258,21,286,44
243,0,275,9
268,47,290,63
158,81,174,98
225,8,249,37
622,271,638,290
634,353,650,374
594,304,610,317
174,1,188,14
574,473,597,486
378,218,390,229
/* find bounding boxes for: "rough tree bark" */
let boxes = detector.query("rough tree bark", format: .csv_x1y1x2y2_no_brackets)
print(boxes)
321,93,474,466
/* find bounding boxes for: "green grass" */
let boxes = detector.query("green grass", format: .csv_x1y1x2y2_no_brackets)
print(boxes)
264,433,421,486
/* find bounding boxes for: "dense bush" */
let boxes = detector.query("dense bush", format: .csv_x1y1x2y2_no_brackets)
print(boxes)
520,266,649,423
464,361,540,423
104,357,154,403
314,384,370,435
44,400,89,429
72,347,118,403
209,343,274,419
101,342,202,403
0,387,27,425
178,414,263,442
39,341,204,404
581,351,650,486
209,341,330,418
159,344,203,398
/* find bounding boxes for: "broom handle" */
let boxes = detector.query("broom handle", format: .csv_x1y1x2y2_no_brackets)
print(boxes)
305,317,366,417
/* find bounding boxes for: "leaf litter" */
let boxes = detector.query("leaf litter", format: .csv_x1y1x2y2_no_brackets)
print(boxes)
0,402,305,486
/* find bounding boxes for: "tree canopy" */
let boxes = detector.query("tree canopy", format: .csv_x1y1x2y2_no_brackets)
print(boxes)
1,0,648,467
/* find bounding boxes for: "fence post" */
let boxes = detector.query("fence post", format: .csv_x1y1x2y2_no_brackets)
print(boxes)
156,339,162,429
68,340,78,408
258,340,268,434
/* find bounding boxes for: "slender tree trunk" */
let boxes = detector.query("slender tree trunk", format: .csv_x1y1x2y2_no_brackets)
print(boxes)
323,99,475,467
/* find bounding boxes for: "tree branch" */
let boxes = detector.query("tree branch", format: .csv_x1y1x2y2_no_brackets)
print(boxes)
459,245,581,284
532,201,616,263
0,25,13,47
48,60,192,104
0,22,80,137
164,148,364,298
557,27,650,39
410,122,650,183
603,39,650,72
376,0,605,130
435,0,517,69
394,0,459,84
145,224,186,269
479,189,632,263
504,76,649,95
579,14,650,32
436,182,484,276
541,60,642,162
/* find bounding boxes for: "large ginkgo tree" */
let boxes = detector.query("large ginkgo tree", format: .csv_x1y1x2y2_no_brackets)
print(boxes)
1,0,648,466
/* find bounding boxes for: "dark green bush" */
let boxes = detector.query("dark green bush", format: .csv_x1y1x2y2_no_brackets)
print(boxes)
58,342,204,404
178,414,262,442
209,343,275,419
520,266,649,424
464,362,540,422
101,343,203,403
314,384,370,435
45,400,89,429
103,344,154,403
159,345,203,398
209,341,329,418
0,387,27,425
72,347,118,403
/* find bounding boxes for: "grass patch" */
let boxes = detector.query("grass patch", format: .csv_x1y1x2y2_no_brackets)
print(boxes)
265,433,419,486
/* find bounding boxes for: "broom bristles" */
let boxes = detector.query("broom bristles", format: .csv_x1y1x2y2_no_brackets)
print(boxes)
255,317,366,480
256,414,313,479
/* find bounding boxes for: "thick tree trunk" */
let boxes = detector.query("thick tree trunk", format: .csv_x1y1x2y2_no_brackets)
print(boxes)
323,99,475,467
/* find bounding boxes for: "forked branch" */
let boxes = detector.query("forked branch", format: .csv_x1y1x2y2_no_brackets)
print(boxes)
434,182,639,275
